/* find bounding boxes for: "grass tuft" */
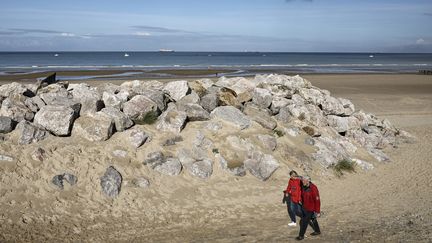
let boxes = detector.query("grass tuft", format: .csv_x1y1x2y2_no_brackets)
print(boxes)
133,111,159,125
332,159,356,177
273,129,285,137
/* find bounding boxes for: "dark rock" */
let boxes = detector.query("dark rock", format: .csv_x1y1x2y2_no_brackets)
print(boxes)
40,73,57,86
52,175,64,190
161,136,183,146
16,120,48,145
0,116,16,133
100,166,122,198
144,151,164,165
51,173,77,190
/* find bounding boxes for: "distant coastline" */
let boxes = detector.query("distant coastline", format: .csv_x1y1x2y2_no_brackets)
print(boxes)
0,52,431,81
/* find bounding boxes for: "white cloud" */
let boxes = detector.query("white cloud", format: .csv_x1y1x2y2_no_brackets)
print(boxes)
416,38,425,44
134,31,151,36
60,32,76,37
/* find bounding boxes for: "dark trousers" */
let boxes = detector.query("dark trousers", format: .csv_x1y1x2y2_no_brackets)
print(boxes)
287,200,301,223
299,209,321,237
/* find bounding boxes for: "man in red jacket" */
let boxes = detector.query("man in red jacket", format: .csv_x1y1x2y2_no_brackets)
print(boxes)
296,176,321,241
283,170,302,226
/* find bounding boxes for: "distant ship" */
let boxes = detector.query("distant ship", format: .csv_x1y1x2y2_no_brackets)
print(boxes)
54,53,59,57
124,53,130,57
159,49,175,52
369,55,374,58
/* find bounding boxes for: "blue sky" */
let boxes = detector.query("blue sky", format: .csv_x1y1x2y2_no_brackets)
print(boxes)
0,0,431,52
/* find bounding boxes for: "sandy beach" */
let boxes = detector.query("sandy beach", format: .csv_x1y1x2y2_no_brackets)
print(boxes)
1,73,432,242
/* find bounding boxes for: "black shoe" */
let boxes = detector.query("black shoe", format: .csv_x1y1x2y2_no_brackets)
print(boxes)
310,231,321,236
296,236,304,241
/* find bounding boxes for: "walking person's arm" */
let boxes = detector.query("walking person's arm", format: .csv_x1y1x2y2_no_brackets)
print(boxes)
313,185,321,217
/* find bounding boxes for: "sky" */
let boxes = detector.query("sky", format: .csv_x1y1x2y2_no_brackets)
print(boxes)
0,0,431,52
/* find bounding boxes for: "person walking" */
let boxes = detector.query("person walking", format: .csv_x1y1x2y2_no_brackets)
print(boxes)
283,170,302,226
296,176,321,241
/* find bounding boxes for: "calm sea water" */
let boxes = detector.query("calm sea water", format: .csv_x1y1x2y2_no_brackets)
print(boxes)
1,52,431,74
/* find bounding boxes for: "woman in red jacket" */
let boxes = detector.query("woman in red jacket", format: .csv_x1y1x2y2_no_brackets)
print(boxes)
284,170,302,226
296,176,321,241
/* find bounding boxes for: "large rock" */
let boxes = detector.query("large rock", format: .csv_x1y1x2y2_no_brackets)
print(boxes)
120,80,164,94
256,134,277,151
101,107,134,132
217,88,241,108
16,120,48,145
154,157,182,176
156,104,187,133
338,98,355,116
34,105,76,136
0,116,15,133
216,77,255,94
200,93,218,112
244,152,279,181
258,82,294,98
177,147,212,179
327,115,360,133
252,88,273,109
270,96,291,115
0,94,34,122
346,128,385,149
243,104,277,130
254,74,311,91
277,103,328,127
102,91,128,110
187,159,213,179
178,92,200,105
320,96,345,116
39,85,72,105
210,106,251,130
298,87,326,105
141,89,168,112
100,166,122,198
0,82,32,97
144,152,183,176
73,112,114,141
70,84,104,114
25,96,46,113
311,136,357,168
177,103,210,121
163,80,189,101
128,129,149,148
123,95,159,122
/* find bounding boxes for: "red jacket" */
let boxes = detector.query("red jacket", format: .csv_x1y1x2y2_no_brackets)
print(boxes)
284,178,302,203
301,183,320,213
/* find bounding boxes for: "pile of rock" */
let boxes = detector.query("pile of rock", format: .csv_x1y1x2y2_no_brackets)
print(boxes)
0,74,415,197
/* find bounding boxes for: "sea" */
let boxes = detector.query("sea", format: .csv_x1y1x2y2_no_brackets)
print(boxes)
1,52,431,79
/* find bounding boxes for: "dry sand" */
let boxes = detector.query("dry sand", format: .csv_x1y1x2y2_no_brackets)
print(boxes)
1,74,432,242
